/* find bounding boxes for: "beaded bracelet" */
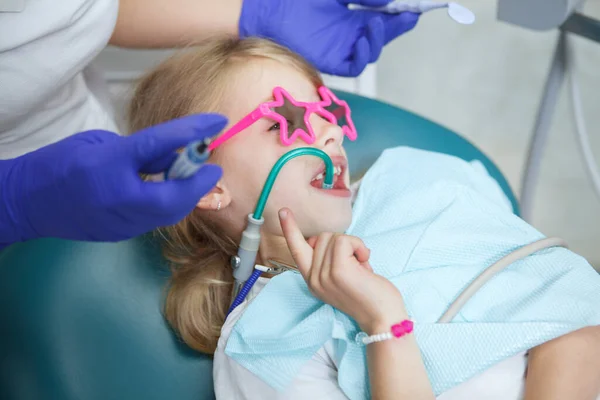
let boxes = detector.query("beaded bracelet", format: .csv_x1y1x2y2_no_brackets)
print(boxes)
355,320,414,345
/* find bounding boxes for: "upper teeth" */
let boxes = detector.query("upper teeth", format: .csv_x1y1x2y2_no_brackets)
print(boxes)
311,166,342,182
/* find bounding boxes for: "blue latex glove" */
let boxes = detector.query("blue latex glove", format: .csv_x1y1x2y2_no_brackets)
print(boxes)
239,0,419,77
0,114,228,247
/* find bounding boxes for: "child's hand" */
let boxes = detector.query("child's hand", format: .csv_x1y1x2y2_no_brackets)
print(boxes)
279,208,408,333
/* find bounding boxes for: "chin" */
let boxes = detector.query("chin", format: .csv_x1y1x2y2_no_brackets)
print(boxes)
313,212,353,235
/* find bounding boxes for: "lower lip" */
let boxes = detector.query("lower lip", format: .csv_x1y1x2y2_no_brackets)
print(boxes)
316,187,352,198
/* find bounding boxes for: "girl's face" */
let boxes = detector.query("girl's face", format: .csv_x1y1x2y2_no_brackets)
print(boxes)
201,59,353,239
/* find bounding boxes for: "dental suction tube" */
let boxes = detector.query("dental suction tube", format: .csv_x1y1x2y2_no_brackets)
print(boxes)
228,148,335,314
164,138,211,180
253,148,335,220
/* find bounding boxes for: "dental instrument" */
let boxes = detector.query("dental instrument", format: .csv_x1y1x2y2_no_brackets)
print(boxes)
255,260,300,275
355,236,568,345
164,137,212,180
349,1,476,25
437,237,568,322
228,147,336,315
497,3,600,221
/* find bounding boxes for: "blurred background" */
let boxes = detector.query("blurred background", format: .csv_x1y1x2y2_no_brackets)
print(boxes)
377,0,600,269
97,1,600,269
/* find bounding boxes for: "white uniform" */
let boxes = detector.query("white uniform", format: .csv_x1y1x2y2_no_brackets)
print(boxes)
214,277,529,400
0,0,119,159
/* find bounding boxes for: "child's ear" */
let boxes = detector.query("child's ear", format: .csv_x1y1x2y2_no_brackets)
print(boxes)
196,179,231,212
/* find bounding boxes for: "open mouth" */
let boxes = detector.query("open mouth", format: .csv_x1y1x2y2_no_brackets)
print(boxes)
310,158,348,190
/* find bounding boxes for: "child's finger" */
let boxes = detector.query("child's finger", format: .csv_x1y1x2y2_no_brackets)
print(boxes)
307,236,318,248
343,238,373,272
354,243,370,263
361,261,374,272
312,233,334,271
318,234,338,284
279,208,313,277
332,236,370,269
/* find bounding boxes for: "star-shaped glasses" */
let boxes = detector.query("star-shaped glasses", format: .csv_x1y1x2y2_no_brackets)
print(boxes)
207,86,357,150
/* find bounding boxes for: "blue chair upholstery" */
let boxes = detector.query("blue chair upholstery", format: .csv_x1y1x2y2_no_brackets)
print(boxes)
0,91,517,400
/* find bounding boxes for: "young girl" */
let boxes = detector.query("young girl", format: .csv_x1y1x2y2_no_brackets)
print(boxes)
128,37,600,399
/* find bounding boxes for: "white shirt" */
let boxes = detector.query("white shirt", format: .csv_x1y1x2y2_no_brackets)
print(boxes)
214,277,528,400
0,0,119,159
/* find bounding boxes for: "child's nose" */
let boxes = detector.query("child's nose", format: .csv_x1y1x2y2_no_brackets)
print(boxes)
310,114,343,147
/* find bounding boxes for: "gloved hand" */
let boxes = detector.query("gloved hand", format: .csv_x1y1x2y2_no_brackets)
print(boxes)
239,0,419,77
0,114,227,246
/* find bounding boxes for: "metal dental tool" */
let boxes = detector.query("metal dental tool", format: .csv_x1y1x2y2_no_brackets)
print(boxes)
349,1,476,25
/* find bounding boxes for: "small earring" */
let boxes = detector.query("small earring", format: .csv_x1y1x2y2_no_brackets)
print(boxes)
216,201,222,211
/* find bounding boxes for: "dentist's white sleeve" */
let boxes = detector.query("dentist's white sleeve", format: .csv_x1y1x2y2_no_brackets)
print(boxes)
0,0,119,159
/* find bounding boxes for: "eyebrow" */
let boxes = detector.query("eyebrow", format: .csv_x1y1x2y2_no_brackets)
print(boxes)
238,95,273,118
260,95,274,104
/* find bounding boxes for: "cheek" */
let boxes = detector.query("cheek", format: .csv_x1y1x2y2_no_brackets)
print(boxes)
257,165,307,231
229,160,270,201
265,165,305,206
223,148,284,209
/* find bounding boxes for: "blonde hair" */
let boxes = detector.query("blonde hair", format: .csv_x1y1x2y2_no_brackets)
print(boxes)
128,37,324,355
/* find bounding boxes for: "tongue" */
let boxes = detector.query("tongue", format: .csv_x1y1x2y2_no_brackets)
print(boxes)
333,176,347,190
310,178,324,189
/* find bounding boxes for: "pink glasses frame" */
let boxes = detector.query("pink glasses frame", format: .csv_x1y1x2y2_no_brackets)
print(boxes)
207,86,357,150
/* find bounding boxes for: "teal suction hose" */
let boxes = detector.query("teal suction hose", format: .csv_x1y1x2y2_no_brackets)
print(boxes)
253,148,335,219
228,148,334,315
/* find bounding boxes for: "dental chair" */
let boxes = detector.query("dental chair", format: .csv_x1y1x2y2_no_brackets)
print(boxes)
0,91,518,400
